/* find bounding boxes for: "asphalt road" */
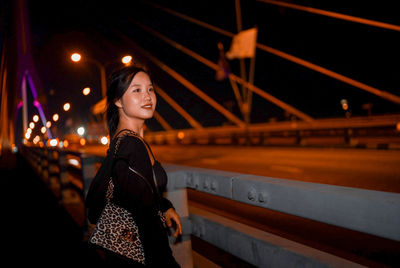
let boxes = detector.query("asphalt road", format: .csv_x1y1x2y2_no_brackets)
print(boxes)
82,144,400,193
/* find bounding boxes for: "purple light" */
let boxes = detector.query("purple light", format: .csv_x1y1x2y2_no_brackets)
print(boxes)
26,72,38,99
17,101,23,109
21,72,53,139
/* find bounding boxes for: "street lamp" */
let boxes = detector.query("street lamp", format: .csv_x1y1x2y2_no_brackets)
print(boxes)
82,87,91,96
71,52,107,98
77,126,85,136
122,55,132,65
70,53,133,98
63,102,71,111
71,53,81,62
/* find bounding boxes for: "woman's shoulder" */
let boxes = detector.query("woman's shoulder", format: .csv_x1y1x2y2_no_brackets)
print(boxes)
112,130,147,158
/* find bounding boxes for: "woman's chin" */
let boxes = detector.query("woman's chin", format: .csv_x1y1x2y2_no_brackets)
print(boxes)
140,112,155,120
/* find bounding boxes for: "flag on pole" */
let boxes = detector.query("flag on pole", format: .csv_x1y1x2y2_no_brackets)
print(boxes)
226,27,258,60
215,42,230,81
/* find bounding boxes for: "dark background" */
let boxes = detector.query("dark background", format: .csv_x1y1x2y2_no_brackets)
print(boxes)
18,0,400,133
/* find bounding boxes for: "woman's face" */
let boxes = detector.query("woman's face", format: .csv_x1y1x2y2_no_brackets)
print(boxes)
115,71,157,122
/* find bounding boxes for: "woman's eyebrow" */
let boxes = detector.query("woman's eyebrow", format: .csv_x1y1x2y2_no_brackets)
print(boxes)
131,83,153,87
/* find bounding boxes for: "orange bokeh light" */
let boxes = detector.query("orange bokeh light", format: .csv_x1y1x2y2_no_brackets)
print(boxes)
79,138,86,146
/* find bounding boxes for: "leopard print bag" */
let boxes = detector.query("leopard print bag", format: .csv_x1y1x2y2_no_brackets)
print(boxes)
89,130,167,264
89,176,146,264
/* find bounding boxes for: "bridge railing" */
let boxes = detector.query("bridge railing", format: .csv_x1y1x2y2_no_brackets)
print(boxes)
144,114,400,149
20,145,400,267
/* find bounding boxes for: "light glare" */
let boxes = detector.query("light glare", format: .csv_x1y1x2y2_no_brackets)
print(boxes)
80,138,86,146
101,136,108,145
68,159,80,167
177,131,185,140
63,103,71,111
63,140,69,148
77,126,85,136
50,139,58,147
83,87,91,95
71,53,81,62
122,55,132,64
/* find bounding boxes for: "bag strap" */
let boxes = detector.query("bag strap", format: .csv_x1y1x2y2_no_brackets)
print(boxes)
104,129,136,202
107,129,163,208
113,129,159,187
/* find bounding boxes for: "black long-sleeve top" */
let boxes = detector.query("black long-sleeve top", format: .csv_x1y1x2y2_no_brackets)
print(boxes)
86,130,178,267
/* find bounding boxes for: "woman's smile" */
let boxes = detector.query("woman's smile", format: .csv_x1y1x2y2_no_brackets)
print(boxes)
141,103,153,109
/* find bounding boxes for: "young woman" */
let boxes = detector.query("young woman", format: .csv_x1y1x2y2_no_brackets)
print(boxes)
86,66,182,267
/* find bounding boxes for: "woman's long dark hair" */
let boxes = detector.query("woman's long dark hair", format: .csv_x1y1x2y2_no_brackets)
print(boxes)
106,66,151,138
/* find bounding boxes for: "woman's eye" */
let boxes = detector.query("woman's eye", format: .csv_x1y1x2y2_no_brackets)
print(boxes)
132,88,140,92
148,88,154,92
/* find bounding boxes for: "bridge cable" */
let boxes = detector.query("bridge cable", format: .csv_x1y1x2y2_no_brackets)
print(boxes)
153,110,173,131
114,30,246,128
155,85,203,129
132,21,314,122
257,0,400,32
142,1,400,105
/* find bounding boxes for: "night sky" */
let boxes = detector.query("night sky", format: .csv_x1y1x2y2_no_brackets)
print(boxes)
25,0,400,135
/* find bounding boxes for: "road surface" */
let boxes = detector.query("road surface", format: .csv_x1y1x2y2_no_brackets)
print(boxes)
82,144,400,192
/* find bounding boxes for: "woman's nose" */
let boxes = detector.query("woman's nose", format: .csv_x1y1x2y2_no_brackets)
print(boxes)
144,91,151,100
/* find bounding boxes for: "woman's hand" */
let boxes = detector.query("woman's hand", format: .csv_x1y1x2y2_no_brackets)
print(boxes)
165,208,183,238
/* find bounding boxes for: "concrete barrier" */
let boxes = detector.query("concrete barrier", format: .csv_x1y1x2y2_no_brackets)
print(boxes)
165,164,400,242
21,146,400,267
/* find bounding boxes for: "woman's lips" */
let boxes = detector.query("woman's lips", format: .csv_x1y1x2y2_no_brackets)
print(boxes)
141,104,152,109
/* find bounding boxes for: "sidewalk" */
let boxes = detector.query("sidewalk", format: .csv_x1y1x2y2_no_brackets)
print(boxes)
0,149,101,266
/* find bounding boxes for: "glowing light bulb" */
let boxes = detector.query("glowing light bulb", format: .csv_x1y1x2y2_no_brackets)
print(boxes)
63,103,70,111
82,87,91,95
71,53,81,62
77,126,85,136
122,55,132,65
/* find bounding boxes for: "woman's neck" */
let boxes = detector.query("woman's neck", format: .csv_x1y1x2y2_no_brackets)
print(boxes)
116,117,145,138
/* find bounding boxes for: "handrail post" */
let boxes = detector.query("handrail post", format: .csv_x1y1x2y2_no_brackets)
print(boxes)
47,148,61,198
165,168,194,267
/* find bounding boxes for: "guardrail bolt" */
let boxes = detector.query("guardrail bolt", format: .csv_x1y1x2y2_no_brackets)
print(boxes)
187,175,194,186
247,188,257,201
211,181,218,191
258,192,268,204
204,180,210,190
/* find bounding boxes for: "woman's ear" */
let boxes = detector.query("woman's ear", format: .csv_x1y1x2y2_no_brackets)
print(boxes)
114,98,122,108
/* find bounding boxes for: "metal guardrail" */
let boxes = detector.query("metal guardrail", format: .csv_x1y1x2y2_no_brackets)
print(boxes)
20,145,400,267
165,165,400,242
